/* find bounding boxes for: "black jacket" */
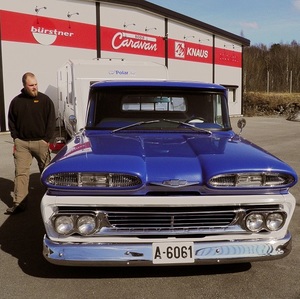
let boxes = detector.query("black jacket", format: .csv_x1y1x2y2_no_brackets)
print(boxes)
8,89,56,142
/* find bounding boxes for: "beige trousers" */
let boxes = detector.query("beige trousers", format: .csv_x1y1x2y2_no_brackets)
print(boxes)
13,138,51,205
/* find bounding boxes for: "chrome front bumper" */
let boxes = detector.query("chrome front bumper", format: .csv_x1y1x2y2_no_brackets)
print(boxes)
43,233,292,266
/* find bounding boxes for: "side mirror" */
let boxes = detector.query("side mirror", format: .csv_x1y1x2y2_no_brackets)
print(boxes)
69,115,77,125
237,118,246,135
69,115,77,135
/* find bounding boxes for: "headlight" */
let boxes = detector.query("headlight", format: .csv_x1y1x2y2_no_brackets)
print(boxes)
245,213,264,232
52,214,101,236
54,215,74,235
208,172,294,188
46,172,142,188
77,215,97,235
266,213,285,231
244,212,286,232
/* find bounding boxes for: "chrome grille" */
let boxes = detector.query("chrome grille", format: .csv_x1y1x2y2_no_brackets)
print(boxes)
107,210,236,229
57,204,281,236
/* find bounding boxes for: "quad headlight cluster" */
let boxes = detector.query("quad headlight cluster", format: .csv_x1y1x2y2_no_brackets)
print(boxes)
51,210,287,236
244,211,286,232
52,214,100,236
208,172,294,188
46,172,142,188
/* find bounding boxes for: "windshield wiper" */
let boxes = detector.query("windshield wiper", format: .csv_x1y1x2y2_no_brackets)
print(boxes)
111,119,212,134
111,119,160,133
162,119,212,135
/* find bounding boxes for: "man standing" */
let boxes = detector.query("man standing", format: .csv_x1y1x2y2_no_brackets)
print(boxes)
6,72,56,214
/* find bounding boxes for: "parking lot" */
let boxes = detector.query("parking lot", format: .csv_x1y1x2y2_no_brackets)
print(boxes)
0,116,300,299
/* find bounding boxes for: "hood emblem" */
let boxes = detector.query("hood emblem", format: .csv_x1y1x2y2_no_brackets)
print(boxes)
150,179,198,188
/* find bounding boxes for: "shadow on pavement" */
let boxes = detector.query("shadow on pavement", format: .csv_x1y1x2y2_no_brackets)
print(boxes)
0,173,251,279
0,177,14,207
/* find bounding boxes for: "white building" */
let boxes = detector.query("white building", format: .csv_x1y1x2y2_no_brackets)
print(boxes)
0,0,250,132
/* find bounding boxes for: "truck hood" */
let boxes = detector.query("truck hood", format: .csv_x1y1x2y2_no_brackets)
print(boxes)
43,130,297,189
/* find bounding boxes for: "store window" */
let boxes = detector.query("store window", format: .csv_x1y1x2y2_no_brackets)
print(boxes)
223,85,238,103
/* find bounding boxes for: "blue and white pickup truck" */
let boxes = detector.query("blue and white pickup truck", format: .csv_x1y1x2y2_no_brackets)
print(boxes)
41,80,298,266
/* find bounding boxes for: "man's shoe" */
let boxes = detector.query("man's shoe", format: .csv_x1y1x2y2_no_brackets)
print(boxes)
5,203,25,215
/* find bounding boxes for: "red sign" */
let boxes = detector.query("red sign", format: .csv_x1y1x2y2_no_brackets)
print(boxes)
215,47,241,68
168,40,213,64
101,27,165,57
0,10,96,49
0,10,241,68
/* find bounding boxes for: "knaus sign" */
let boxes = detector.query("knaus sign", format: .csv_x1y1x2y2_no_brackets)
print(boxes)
173,41,210,62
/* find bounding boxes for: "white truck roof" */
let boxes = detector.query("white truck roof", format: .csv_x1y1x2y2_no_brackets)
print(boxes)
67,58,168,81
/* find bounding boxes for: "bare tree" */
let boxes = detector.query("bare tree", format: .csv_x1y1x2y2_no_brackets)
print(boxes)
244,42,300,93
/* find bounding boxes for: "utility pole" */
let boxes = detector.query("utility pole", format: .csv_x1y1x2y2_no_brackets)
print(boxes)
290,70,293,93
267,70,270,93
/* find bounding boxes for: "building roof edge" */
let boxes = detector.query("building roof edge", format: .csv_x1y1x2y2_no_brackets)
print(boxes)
94,0,250,46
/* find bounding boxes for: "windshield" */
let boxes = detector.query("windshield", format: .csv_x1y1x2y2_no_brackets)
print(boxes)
86,86,231,131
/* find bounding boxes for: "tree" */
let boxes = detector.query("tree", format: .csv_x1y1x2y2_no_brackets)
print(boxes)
244,42,300,93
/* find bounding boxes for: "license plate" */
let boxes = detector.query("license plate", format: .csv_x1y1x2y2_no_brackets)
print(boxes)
152,242,195,264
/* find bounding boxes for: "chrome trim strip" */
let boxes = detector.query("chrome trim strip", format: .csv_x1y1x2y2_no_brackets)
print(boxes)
43,232,292,266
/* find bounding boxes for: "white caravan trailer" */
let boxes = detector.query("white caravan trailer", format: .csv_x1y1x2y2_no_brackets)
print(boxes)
58,59,168,138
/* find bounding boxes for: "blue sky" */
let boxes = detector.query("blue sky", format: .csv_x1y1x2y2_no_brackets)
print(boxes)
149,0,300,46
